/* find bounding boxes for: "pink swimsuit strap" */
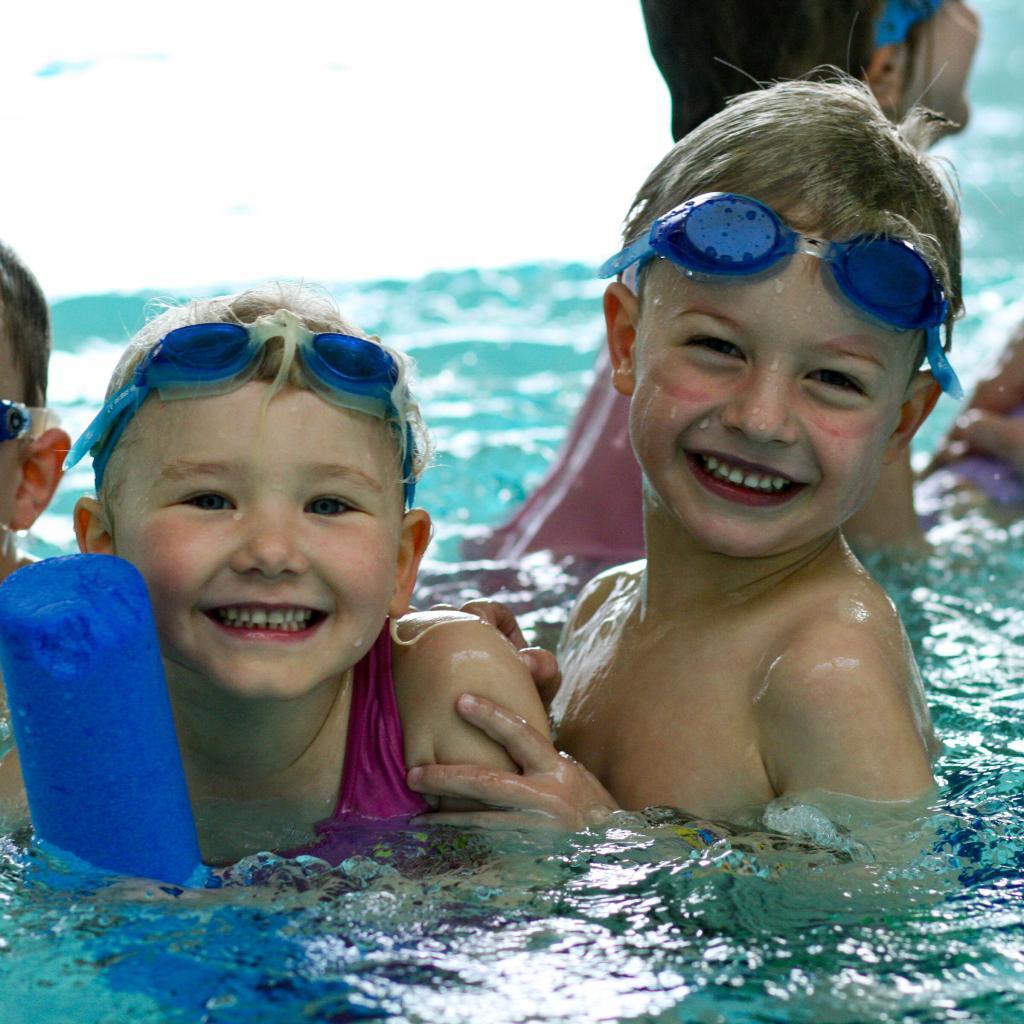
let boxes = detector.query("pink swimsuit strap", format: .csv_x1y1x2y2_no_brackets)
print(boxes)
324,620,430,825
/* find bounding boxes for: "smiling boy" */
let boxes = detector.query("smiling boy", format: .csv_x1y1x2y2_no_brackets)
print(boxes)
408,80,962,826
546,79,959,821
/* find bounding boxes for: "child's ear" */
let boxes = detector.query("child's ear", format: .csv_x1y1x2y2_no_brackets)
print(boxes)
9,427,72,532
74,495,115,554
604,282,640,397
884,372,942,464
389,508,431,617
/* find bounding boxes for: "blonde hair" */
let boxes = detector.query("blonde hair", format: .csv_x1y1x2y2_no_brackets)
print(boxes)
621,76,962,348
100,281,431,504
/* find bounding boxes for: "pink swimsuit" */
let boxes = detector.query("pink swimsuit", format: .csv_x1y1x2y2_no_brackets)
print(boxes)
284,623,429,862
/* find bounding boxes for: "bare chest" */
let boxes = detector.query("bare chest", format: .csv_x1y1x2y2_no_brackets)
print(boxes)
554,614,776,820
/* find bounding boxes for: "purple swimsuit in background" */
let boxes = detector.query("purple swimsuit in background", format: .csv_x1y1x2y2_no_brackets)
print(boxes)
918,404,1024,510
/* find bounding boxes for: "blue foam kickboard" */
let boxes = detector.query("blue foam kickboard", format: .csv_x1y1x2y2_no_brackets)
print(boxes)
0,553,202,885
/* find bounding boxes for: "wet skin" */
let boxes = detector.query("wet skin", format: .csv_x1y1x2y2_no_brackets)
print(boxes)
73,383,423,854
617,258,928,560
72,380,548,860
550,258,939,821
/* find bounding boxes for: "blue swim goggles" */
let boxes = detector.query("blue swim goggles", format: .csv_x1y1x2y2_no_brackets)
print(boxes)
0,401,58,442
875,0,944,48
65,310,418,506
599,192,962,399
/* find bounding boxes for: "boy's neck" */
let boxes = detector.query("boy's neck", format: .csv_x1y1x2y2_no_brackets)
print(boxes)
639,501,849,615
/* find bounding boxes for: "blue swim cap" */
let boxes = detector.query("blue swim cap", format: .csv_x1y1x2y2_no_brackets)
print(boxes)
875,0,944,48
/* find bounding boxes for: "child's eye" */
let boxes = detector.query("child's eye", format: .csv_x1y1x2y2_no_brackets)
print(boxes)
810,369,864,394
689,336,742,358
307,496,351,516
186,493,232,511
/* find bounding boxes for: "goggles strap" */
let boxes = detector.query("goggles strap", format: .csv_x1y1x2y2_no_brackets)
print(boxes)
599,234,655,279
925,326,964,400
64,381,145,473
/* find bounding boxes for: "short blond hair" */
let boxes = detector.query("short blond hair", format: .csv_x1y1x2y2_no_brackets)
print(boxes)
100,281,431,503
621,77,962,346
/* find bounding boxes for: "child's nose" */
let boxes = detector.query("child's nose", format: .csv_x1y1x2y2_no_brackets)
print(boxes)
229,509,310,577
720,370,797,445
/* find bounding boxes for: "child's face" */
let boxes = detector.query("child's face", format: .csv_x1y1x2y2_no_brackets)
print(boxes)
609,256,934,558
81,381,427,702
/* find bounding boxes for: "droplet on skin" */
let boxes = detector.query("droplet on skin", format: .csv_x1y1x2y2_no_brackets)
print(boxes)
836,596,870,624
769,359,780,372
232,512,244,522
774,279,785,294
698,418,711,429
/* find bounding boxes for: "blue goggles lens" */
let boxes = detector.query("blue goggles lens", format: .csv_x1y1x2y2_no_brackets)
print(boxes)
0,401,57,442
65,317,418,506
599,192,962,398
0,401,34,442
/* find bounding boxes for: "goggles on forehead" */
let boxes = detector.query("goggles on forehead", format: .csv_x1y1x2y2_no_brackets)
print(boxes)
64,310,418,506
0,401,59,443
599,191,962,399
875,0,944,48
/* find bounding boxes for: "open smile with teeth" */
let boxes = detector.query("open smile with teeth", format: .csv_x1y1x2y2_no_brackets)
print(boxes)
211,606,321,632
699,454,793,493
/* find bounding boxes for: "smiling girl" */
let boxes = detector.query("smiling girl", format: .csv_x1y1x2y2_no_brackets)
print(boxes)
38,284,551,864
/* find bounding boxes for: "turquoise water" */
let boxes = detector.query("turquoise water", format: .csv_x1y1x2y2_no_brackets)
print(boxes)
3,1,1024,1020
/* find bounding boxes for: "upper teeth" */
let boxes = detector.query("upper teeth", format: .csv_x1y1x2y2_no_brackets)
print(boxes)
216,607,314,631
703,455,789,492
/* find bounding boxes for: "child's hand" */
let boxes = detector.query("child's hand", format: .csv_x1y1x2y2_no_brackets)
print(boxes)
931,408,1024,475
406,694,617,829
926,323,1024,475
431,599,562,708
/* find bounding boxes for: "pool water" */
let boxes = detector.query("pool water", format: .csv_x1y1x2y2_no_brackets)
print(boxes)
5,0,1024,1019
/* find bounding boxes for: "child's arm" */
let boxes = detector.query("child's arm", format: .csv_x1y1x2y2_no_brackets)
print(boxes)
0,744,29,829
757,620,938,802
406,693,618,828
393,610,615,825
431,598,562,708
0,676,28,825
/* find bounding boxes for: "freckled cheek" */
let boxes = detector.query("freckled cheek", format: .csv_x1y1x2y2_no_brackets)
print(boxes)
642,363,717,406
803,409,880,441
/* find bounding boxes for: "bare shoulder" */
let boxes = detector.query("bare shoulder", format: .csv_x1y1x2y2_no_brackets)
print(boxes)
756,573,937,801
564,559,644,639
391,610,549,769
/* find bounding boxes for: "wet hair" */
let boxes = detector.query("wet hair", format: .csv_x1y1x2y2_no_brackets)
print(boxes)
641,0,886,141
0,240,50,406
100,281,431,504
621,77,962,351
